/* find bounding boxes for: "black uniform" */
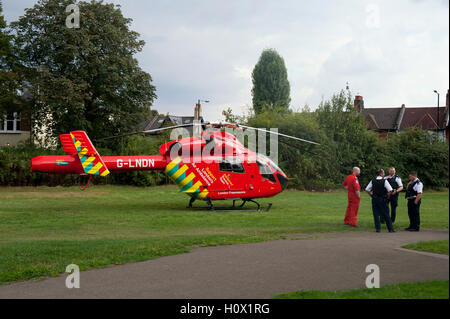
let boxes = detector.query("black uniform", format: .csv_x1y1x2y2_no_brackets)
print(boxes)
371,178,394,232
386,175,401,223
405,179,422,231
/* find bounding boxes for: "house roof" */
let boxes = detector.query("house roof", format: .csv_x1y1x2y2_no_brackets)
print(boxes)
361,106,448,131
139,115,204,134
361,108,401,130
400,107,447,130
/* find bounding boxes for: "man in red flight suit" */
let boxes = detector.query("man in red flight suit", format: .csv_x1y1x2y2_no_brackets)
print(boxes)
342,167,361,227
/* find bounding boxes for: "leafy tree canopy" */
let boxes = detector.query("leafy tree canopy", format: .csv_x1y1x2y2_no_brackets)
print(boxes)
11,0,156,147
0,2,24,117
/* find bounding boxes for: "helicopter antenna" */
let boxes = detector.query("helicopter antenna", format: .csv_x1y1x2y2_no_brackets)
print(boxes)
237,124,320,145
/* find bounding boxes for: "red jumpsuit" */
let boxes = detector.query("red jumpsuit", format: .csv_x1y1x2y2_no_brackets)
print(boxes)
342,174,361,226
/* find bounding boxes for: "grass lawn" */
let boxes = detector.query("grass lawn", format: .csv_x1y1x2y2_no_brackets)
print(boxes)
0,185,448,285
273,280,449,299
403,240,449,255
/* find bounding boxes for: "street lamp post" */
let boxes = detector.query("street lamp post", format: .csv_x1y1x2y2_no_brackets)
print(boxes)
434,90,440,135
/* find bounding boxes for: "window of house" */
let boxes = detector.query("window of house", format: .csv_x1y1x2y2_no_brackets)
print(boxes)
219,157,245,173
1,112,21,133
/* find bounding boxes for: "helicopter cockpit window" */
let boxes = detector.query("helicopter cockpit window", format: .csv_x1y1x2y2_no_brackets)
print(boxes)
257,154,282,172
219,158,245,173
257,160,277,183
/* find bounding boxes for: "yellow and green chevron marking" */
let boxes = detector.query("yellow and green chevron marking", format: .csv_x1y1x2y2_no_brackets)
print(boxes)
164,157,209,200
70,133,109,176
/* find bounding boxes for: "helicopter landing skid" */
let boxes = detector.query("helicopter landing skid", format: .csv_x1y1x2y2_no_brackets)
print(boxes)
188,198,272,213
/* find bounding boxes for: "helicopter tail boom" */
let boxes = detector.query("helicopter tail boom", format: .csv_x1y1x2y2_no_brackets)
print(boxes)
31,131,168,175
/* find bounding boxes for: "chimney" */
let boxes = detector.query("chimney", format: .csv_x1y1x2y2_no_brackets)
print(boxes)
194,103,201,121
394,104,406,131
354,95,364,112
446,89,449,108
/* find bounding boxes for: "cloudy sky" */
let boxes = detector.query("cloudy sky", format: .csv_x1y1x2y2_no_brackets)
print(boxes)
3,0,449,121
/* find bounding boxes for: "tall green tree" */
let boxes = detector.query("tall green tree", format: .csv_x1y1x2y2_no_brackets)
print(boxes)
11,0,156,147
251,49,291,114
0,2,23,117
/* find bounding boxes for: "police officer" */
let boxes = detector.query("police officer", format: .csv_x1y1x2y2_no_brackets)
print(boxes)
405,171,423,232
365,169,396,233
384,167,403,223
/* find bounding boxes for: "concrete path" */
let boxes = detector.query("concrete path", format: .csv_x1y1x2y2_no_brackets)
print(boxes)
0,229,448,299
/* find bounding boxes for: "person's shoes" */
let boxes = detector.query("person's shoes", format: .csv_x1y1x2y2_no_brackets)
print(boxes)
404,227,413,231
410,228,420,232
376,229,381,233
350,224,360,228
389,229,396,233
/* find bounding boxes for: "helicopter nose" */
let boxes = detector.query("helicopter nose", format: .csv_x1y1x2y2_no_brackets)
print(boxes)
276,172,289,190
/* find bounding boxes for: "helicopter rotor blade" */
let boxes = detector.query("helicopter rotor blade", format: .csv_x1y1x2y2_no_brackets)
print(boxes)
238,124,320,145
98,123,207,141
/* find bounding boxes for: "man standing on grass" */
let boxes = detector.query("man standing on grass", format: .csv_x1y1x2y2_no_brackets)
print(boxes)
405,171,423,232
365,169,396,233
342,167,361,227
382,167,403,224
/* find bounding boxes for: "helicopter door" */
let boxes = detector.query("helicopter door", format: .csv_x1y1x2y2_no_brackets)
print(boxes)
217,157,247,196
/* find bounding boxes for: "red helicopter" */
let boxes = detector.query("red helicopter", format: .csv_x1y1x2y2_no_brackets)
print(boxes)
31,122,319,211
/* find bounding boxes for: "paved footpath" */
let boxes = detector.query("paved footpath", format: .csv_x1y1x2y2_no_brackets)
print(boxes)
0,229,448,299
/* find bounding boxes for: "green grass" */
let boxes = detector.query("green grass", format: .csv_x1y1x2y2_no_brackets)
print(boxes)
273,280,449,299
0,185,448,285
403,240,449,255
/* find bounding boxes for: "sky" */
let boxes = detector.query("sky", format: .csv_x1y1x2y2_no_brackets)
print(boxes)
3,0,449,122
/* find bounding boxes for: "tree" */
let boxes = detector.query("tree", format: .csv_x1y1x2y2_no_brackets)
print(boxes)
0,2,23,118
315,89,381,186
11,0,156,147
382,128,449,189
251,49,291,114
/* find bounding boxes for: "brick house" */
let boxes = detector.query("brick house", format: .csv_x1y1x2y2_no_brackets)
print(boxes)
0,89,32,146
355,89,450,140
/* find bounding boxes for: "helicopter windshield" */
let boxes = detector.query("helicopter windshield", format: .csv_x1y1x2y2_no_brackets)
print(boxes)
257,153,288,189
257,154,282,173
256,160,277,183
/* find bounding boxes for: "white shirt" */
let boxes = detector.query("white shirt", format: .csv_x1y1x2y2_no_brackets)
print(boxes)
385,175,403,188
411,178,423,194
365,176,393,192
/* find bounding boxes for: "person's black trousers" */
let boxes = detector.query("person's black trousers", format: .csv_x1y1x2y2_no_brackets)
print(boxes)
372,197,394,231
407,199,421,230
387,193,399,223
